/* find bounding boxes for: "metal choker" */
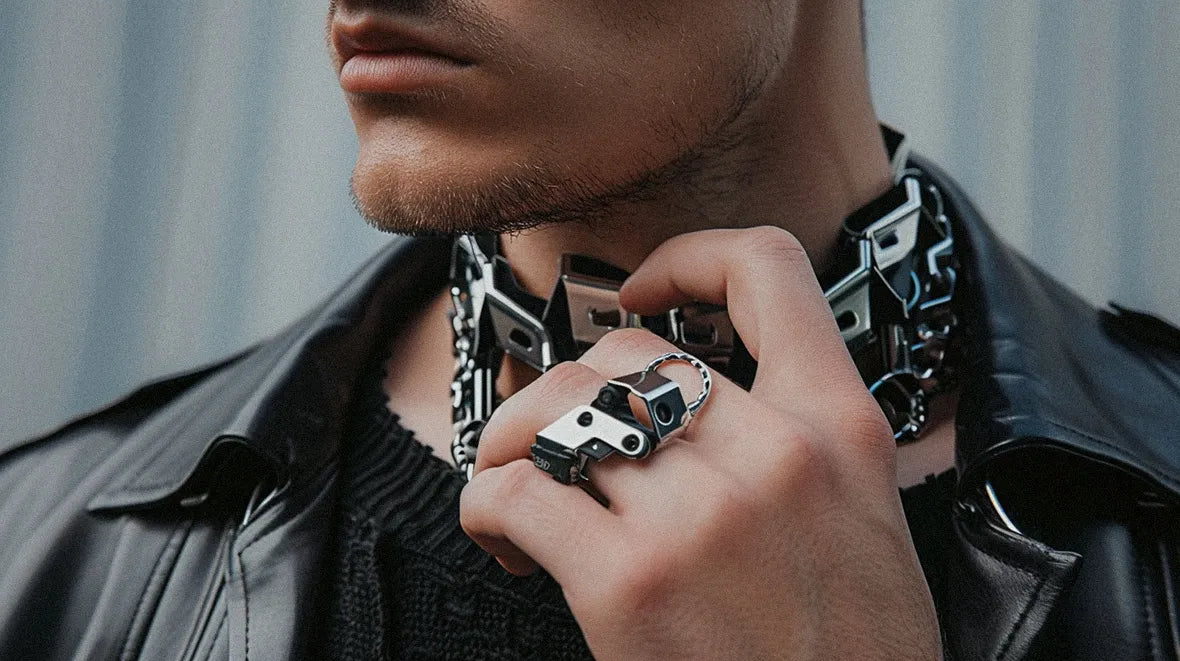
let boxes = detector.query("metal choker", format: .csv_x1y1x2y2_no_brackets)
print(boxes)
448,127,961,480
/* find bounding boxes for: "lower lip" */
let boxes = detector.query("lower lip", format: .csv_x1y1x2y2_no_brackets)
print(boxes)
339,51,470,94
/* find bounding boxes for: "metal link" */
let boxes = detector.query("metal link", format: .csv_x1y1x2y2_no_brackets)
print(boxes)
643,352,712,418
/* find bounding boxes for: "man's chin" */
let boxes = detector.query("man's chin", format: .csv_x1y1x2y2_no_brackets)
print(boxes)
347,127,713,237
349,159,629,237
351,176,533,237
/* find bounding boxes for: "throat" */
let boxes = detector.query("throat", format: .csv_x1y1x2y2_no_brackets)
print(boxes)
380,285,548,467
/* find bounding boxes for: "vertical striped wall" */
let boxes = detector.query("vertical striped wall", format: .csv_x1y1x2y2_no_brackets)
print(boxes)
2,2,1178,443
867,2,1180,318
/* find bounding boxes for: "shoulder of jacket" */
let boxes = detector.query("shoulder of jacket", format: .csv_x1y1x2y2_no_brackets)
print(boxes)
0,348,254,465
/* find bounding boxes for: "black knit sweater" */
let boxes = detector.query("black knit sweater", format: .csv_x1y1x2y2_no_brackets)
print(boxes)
317,359,958,660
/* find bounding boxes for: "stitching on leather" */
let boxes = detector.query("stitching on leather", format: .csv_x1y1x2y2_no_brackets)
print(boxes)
178,544,228,659
235,508,276,661
959,520,1053,661
995,573,1049,661
1159,537,1180,660
228,457,337,660
238,550,251,661
120,564,163,660
1139,541,1162,661
118,523,191,661
201,611,227,661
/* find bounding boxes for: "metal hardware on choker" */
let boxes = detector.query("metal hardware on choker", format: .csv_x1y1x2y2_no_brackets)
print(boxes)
451,127,961,479
449,236,736,481
824,159,960,442
530,352,712,487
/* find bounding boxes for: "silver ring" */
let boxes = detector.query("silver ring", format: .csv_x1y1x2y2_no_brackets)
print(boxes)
642,351,712,418
530,351,713,489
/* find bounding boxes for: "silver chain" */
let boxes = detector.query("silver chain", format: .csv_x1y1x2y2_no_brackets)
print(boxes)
643,352,712,418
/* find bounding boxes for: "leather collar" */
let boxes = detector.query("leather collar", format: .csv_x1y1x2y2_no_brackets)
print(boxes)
926,154,1180,505
62,159,1180,515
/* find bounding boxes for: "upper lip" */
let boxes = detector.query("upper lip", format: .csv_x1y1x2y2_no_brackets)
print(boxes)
331,12,474,69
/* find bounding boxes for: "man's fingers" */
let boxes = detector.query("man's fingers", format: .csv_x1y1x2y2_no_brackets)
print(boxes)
460,459,620,579
474,360,606,475
619,227,861,404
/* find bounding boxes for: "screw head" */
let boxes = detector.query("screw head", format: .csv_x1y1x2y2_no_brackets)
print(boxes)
577,411,594,427
596,387,618,407
623,435,641,452
654,402,674,426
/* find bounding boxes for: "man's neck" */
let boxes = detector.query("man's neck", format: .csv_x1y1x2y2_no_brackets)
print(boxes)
500,0,891,298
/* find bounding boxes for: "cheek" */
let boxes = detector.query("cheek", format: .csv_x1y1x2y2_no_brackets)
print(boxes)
477,3,771,175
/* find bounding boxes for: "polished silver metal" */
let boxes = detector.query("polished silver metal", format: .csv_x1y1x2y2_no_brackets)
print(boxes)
536,405,654,461
605,370,688,442
826,168,960,443
531,355,708,486
450,237,732,482
984,480,1023,535
449,237,500,480
556,261,642,350
642,351,712,419
860,177,923,272
664,306,736,371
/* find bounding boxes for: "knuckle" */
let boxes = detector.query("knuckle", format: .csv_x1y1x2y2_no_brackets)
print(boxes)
479,402,512,445
594,327,671,359
477,402,519,459
484,361,592,437
459,461,541,543
691,466,760,542
457,480,486,535
490,460,540,507
605,547,681,614
539,360,599,398
458,466,506,533
845,404,898,462
764,423,832,495
850,404,895,443
743,226,809,264
707,483,759,531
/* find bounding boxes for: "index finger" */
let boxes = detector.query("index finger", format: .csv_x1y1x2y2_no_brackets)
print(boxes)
618,227,861,404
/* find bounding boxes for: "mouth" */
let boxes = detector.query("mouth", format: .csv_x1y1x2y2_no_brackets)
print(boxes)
331,12,475,95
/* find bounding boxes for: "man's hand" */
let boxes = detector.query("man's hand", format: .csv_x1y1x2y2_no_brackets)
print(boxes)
460,227,941,660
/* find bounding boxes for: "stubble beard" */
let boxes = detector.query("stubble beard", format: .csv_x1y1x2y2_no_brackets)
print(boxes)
350,52,774,239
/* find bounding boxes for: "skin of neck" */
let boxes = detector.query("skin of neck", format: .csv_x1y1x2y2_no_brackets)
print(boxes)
500,0,891,299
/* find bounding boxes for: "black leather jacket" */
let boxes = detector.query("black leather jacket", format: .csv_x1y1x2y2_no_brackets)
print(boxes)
1,163,1178,660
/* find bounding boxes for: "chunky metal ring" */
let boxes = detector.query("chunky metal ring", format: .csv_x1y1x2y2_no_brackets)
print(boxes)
530,351,712,491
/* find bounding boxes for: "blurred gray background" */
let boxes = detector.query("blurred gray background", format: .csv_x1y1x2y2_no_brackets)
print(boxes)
2,3,1178,443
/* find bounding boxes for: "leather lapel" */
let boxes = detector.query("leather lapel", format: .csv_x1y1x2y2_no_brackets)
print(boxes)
86,235,452,512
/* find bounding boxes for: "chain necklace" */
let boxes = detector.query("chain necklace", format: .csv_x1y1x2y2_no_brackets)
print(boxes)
449,129,960,480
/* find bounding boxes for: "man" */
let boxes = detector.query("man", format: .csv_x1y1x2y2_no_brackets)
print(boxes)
1,1,1177,660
